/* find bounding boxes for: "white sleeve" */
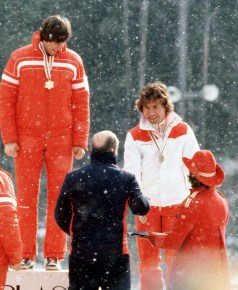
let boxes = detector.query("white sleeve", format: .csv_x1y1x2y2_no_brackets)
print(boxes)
182,124,200,158
123,132,142,186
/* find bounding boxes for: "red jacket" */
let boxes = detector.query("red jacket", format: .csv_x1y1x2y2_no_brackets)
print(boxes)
162,186,230,290
0,168,22,269
0,32,90,149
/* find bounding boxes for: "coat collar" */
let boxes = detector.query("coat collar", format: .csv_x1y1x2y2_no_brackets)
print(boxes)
90,151,117,165
32,31,67,53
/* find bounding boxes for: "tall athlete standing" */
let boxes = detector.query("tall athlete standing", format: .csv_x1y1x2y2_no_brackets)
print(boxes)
124,82,199,289
0,15,90,270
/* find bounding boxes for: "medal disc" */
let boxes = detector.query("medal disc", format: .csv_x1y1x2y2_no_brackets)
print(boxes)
159,154,165,163
45,80,54,90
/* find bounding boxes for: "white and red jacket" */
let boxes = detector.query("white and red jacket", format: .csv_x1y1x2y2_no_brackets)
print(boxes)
0,168,22,269
0,31,90,149
124,112,200,207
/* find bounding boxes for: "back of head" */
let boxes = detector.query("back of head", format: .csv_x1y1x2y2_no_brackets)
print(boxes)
39,15,72,43
136,82,174,113
90,130,119,154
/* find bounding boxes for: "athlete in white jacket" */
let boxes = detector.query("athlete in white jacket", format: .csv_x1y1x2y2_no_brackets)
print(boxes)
124,82,200,290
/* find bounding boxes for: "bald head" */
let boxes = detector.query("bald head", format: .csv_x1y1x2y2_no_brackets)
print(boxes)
90,130,119,154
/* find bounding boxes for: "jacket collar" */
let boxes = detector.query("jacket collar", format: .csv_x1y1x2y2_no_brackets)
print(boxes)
32,31,67,53
190,186,214,193
90,151,117,165
139,111,182,132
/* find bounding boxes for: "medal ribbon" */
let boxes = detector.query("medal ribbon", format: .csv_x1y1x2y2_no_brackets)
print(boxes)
149,131,168,161
39,42,54,81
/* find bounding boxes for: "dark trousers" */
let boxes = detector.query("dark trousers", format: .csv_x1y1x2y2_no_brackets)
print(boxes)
69,253,130,290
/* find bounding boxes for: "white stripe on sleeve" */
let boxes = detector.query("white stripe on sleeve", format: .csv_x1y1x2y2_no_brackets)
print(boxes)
2,74,19,85
0,197,17,207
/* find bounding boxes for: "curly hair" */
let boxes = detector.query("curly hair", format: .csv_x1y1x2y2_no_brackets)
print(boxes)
135,82,174,113
39,15,72,43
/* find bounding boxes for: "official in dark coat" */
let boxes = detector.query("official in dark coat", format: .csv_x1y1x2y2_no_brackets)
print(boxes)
144,150,231,290
55,130,150,290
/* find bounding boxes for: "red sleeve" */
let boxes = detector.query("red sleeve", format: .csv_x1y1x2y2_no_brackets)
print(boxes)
0,169,22,264
0,52,19,144
71,55,90,149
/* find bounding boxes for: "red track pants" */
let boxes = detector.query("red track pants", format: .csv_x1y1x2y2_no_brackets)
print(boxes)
15,134,73,260
0,264,7,289
136,205,180,290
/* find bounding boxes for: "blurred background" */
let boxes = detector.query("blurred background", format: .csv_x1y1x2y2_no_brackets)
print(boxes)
0,0,237,288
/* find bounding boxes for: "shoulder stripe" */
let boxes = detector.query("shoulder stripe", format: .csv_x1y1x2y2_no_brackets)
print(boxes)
52,62,77,79
185,190,200,208
0,197,17,207
72,76,89,91
16,60,78,79
168,122,188,139
2,74,19,85
129,126,151,142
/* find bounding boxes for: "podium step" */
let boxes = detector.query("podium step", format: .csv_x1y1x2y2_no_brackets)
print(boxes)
5,269,69,290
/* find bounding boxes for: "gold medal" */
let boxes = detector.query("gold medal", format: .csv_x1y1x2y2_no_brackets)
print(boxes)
159,154,165,163
45,80,54,90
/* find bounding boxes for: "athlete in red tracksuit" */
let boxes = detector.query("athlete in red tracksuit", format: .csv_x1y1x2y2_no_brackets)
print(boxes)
0,167,22,289
124,82,199,289
0,15,90,269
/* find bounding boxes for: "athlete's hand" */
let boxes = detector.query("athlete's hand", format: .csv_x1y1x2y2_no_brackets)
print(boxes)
73,146,86,160
4,142,19,158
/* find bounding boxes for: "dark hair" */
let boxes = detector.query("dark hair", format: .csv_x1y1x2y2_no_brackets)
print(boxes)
39,15,72,43
90,131,119,153
136,82,174,113
189,174,211,189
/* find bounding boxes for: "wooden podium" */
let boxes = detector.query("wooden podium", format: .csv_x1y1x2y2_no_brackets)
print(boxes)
5,269,69,290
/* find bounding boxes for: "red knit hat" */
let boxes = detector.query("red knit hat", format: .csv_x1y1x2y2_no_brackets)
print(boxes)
182,150,225,187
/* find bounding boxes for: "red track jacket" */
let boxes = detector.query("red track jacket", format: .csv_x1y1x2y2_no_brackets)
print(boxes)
0,168,22,269
0,31,90,149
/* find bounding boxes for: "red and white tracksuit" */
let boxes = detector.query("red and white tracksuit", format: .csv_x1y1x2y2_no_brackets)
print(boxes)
0,168,22,289
0,31,90,260
124,112,199,290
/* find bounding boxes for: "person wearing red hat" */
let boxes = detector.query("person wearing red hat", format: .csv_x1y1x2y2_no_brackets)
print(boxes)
142,150,231,290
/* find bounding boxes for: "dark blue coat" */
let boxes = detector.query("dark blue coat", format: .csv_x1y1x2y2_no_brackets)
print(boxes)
54,151,150,256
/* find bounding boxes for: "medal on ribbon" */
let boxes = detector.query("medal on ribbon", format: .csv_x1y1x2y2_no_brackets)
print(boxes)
39,42,54,90
45,80,54,90
159,154,165,163
149,131,167,163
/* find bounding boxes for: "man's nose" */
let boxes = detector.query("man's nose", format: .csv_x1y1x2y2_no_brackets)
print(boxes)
148,109,155,115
